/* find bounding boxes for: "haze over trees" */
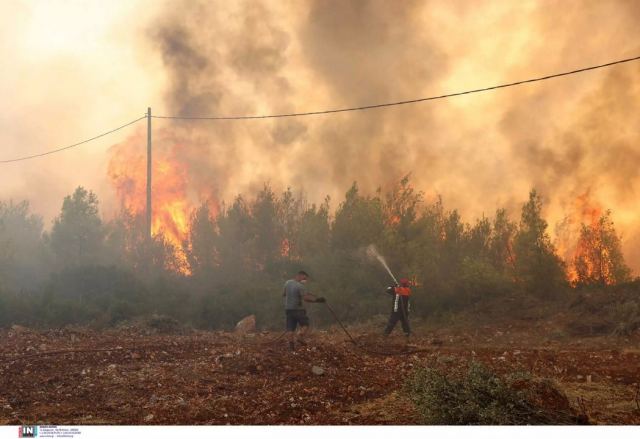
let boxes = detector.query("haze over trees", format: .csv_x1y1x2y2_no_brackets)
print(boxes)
0,177,634,329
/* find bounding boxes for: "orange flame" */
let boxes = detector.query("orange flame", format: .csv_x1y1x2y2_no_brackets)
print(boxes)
151,157,191,243
280,238,290,257
556,191,604,284
388,215,401,226
107,128,214,273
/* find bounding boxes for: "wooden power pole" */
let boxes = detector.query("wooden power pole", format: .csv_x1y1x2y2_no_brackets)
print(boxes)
146,107,152,241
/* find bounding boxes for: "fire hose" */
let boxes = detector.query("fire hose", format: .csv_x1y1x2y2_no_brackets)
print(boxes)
1,298,424,363
1,343,183,363
322,301,429,356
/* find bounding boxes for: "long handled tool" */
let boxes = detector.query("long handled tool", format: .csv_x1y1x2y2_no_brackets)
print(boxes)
323,301,427,356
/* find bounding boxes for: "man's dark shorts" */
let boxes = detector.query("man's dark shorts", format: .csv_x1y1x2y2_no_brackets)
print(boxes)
286,309,309,332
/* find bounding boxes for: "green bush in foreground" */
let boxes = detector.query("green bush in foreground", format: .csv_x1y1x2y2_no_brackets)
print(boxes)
405,362,579,425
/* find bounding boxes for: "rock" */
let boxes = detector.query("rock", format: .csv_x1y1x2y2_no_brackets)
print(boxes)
235,315,256,334
311,366,324,376
10,325,29,333
144,414,154,422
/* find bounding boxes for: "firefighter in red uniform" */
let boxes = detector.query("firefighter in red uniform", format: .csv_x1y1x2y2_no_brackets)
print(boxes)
383,278,412,337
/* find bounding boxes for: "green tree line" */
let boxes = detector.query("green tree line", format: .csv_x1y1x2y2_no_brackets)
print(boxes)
0,177,632,329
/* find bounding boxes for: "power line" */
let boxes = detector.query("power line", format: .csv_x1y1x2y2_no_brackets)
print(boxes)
0,116,147,164
152,55,640,120
3,55,639,163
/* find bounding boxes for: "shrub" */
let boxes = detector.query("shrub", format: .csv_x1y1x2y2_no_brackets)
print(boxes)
405,362,579,425
609,301,640,336
39,265,148,327
146,314,185,334
564,287,640,337
459,257,513,302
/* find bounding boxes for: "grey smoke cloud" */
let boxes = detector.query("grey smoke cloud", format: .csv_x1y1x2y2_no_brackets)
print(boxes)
4,1,635,270
106,0,640,270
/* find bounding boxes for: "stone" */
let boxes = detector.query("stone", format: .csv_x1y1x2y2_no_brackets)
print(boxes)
235,315,256,334
10,325,29,333
311,366,324,376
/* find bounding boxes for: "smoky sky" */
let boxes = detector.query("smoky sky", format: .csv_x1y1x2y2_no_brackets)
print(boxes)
3,1,640,271
109,0,640,269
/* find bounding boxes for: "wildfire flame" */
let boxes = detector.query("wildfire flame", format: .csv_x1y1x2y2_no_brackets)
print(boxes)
107,128,214,272
387,215,401,226
555,191,603,284
280,238,290,257
152,158,191,243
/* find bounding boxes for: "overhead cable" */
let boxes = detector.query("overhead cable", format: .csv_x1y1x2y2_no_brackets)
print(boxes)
152,55,640,120
1,115,146,164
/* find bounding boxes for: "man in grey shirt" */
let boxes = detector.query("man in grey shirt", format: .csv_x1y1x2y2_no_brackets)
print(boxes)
283,270,325,351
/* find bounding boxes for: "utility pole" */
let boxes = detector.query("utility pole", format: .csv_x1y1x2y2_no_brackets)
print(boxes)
146,107,152,241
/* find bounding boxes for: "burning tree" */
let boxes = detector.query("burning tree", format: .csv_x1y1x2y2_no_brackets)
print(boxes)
573,210,631,286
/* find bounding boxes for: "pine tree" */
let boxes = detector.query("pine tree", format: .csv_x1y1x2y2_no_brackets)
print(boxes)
513,190,566,297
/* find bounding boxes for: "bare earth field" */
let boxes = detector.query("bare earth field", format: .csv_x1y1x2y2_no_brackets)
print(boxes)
1,322,639,425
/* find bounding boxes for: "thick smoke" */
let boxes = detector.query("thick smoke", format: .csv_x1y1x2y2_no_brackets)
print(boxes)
107,0,640,270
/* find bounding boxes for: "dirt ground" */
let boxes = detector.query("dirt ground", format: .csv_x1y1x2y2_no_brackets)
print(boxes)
1,322,639,425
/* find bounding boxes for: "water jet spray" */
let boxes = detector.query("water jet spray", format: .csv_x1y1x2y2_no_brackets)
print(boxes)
366,244,399,286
